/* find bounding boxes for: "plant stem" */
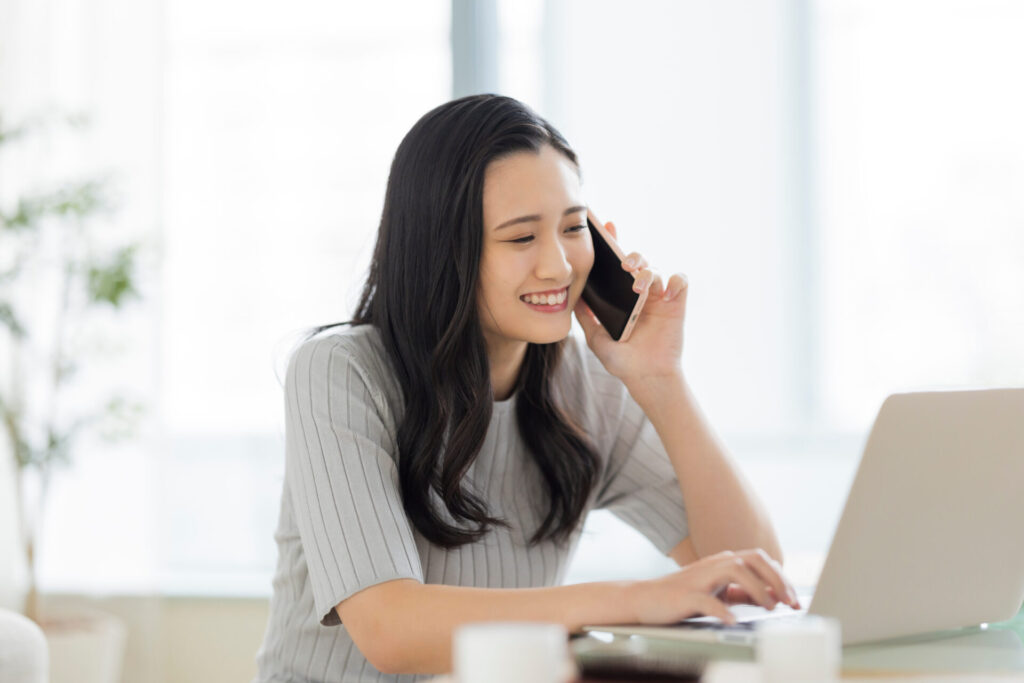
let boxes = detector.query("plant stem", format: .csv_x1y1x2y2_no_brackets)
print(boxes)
2,367,35,620
24,534,39,623
23,214,79,622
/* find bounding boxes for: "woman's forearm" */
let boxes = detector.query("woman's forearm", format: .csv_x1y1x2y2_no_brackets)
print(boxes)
627,372,783,563
345,578,637,675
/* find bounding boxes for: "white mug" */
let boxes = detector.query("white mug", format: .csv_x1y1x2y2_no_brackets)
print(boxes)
453,622,573,683
757,615,842,683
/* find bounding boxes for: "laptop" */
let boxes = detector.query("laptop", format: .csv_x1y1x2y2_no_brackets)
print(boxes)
584,388,1024,647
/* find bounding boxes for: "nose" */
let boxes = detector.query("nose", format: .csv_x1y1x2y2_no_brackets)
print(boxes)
535,235,573,282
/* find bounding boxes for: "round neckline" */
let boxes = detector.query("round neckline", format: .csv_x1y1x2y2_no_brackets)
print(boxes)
492,392,517,415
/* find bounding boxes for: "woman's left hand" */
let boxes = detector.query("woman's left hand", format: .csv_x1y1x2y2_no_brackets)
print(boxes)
573,220,689,387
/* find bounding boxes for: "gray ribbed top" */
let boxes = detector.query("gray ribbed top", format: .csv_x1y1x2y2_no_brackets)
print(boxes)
255,325,689,682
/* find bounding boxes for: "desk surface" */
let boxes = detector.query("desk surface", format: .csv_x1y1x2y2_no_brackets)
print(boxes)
428,609,1024,683
838,605,1024,675
577,605,1024,682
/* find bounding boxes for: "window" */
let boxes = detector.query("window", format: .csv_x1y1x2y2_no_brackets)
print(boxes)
511,0,1024,585
156,0,452,593
29,0,452,594
815,0,1024,430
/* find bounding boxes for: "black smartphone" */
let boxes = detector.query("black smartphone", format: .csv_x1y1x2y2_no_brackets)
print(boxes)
581,213,647,342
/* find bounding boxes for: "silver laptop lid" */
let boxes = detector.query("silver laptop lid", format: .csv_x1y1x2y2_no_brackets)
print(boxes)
809,388,1024,644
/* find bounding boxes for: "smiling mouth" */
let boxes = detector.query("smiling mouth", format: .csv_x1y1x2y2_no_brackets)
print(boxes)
520,287,569,306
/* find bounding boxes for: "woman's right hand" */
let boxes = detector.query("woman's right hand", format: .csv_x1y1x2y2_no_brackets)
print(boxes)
627,549,801,626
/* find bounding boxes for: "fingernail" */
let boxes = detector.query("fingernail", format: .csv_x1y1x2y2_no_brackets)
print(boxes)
624,256,637,267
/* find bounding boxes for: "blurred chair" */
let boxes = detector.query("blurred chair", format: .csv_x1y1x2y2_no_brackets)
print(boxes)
0,608,48,683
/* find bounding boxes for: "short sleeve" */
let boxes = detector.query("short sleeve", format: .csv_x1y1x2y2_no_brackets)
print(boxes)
593,392,690,556
284,336,424,626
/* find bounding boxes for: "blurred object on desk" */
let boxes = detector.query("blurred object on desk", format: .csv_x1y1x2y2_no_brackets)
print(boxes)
454,622,574,683
571,633,704,680
757,615,840,682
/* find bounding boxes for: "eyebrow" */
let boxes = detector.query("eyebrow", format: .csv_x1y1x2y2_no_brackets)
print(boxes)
494,205,588,231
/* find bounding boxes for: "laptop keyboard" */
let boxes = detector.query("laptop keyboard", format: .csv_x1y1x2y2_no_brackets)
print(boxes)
677,620,757,631
679,612,807,632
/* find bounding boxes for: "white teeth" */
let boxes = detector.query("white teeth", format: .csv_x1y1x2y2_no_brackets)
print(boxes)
522,289,567,306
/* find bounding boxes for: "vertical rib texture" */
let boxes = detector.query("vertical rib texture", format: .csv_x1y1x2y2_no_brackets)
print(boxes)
254,326,689,682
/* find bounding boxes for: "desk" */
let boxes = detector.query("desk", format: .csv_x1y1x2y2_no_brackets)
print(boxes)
576,605,1024,681
426,608,1024,682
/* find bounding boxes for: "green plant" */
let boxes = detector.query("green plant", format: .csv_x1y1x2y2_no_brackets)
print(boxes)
0,110,143,622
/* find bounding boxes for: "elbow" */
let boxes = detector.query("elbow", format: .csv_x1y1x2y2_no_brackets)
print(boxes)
338,579,433,675
352,631,406,675
350,624,437,676
340,607,406,674
371,648,438,677
371,653,405,677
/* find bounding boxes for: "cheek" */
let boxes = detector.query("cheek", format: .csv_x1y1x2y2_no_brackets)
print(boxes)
484,252,530,291
478,255,519,308
571,242,595,281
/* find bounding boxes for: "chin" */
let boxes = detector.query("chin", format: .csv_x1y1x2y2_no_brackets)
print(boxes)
523,320,572,345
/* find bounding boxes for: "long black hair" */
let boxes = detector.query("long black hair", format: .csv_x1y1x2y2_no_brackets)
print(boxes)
312,94,601,549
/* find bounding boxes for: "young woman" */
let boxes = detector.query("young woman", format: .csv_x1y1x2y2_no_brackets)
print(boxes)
255,94,797,682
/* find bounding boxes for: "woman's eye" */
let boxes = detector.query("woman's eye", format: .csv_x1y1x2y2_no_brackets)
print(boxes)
507,225,583,244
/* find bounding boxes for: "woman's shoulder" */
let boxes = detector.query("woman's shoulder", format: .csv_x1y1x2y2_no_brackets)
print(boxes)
287,324,402,411
290,323,384,369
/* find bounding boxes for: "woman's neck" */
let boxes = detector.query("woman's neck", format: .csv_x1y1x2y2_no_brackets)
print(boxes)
485,335,528,401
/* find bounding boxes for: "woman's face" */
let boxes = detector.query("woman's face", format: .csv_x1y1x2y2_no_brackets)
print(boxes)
477,143,594,350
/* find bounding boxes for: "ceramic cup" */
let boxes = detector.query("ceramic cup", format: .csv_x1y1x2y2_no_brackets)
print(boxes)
453,622,572,683
757,615,841,683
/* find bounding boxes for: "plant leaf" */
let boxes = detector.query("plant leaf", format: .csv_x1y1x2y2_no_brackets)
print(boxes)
0,118,29,146
0,179,110,232
51,179,108,218
0,396,34,469
87,246,139,307
45,427,73,467
98,396,145,441
0,196,44,232
0,301,27,338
